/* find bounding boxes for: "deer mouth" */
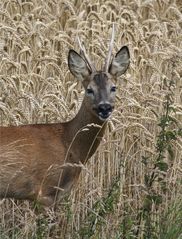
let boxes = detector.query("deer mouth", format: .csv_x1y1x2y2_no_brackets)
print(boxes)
98,111,112,121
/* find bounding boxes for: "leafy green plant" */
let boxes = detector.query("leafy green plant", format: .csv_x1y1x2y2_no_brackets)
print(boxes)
78,173,121,238
34,215,49,239
159,198,182,239
135,64,182,239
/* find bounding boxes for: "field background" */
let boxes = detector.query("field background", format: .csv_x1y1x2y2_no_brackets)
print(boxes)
0,0,182,238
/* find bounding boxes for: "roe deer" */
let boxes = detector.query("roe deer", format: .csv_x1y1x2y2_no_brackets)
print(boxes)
0,29,130,206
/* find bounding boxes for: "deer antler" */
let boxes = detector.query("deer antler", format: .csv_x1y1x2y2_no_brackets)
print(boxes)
77,36,96,72
104,23,115,72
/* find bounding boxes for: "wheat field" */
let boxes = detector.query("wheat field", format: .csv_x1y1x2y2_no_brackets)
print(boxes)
0,0,182,238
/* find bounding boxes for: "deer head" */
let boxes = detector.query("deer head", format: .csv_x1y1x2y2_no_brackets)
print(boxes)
68,29,130,121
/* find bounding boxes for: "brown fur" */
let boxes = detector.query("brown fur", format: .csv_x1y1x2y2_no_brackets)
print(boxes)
0,100,105,205
0,46,130,206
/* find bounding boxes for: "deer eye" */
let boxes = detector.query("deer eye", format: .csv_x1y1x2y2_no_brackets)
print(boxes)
111,86,116,92
86,88,94,95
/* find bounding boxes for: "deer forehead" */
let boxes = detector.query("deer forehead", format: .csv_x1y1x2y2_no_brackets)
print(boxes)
89,71,113,90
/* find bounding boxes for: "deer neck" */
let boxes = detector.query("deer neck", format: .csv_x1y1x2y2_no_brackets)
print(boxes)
65,96,107,164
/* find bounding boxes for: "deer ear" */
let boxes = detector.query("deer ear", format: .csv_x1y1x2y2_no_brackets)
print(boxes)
68,50,91,80
109,46,130,77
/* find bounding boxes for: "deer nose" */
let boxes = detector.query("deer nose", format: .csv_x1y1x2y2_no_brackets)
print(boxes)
98,103,112,119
